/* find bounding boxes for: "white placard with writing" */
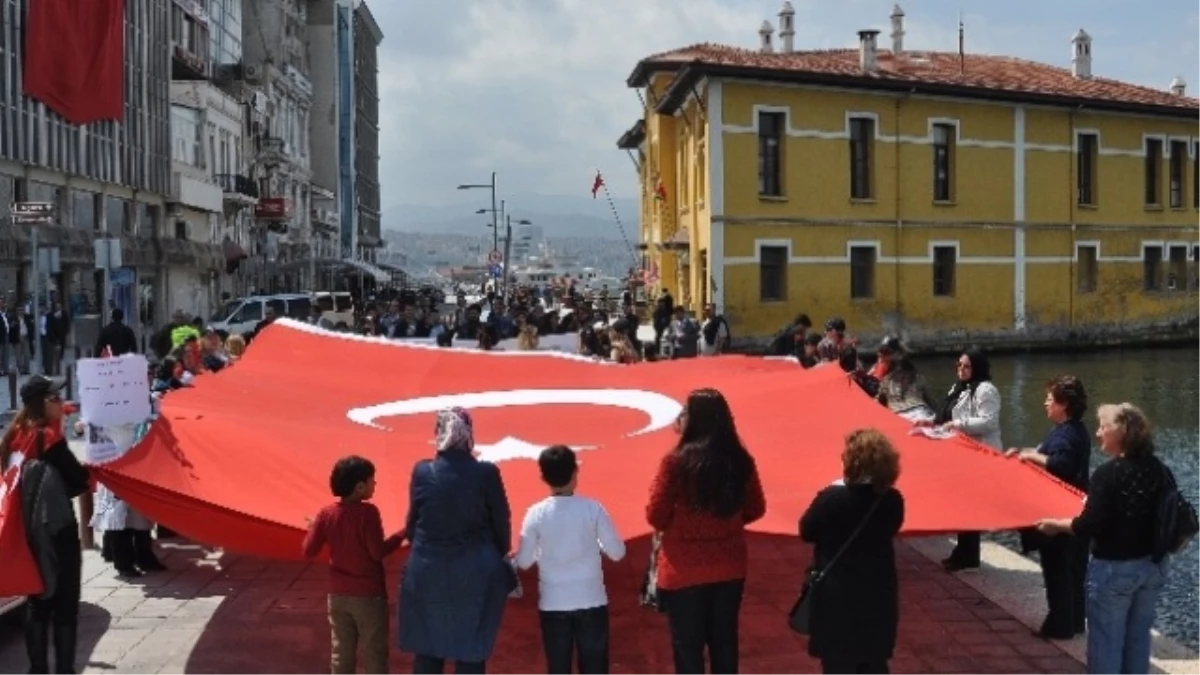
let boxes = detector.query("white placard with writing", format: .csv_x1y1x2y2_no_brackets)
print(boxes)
77,354,152,427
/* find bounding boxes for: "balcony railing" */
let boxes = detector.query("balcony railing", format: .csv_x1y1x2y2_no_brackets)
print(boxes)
214,174,259,198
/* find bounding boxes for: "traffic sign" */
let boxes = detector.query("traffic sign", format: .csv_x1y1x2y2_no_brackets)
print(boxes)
488,264,502,278
11,201,54,224
488,248,503,264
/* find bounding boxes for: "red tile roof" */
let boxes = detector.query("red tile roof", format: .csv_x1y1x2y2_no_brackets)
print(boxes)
632,43,1198,115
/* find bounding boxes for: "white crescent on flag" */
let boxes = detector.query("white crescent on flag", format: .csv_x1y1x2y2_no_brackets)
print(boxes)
346,388,683,463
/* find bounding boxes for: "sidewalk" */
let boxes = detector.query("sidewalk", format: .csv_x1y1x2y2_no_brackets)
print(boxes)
0,536,1093,674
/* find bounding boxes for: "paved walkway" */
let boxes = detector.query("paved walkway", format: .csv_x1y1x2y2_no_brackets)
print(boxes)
0,535,1091,674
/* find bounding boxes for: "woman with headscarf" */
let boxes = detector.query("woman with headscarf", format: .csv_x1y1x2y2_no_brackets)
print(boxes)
922,349,1002,572
397,408,515,674
0,375,90,674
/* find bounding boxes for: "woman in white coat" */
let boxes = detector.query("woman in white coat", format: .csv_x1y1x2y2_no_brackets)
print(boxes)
927,350,1002,571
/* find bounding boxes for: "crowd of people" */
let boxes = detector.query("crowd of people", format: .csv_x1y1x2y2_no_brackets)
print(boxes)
1,292,1194,675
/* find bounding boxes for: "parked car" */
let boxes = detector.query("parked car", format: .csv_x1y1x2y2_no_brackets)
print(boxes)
208,293,312,337
312,291,355,330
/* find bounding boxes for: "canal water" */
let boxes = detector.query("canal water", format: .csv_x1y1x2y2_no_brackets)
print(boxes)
919,346,1200,649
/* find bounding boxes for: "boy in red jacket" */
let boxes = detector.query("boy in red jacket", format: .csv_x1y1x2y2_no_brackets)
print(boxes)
304,456,405,674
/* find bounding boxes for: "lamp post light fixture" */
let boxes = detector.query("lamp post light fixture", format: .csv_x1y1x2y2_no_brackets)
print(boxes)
457,171,498,252
500,217,534,302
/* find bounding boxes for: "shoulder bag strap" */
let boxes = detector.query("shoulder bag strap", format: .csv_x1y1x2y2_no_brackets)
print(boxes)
816,492,886,578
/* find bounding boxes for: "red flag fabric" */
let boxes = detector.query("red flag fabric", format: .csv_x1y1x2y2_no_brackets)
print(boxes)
24,0,125,125
591,172,605,198
89,321,1085,561
0,458,46,597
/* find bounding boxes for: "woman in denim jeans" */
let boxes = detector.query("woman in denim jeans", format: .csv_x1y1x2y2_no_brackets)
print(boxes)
1036,403,1168,674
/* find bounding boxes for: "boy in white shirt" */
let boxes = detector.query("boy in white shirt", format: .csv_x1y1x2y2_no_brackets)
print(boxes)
515,445,626,674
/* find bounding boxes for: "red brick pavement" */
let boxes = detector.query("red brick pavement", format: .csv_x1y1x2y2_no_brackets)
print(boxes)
56,534,1081,674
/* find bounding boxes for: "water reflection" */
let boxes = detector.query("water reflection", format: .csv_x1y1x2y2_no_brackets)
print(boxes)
919,346,1200,648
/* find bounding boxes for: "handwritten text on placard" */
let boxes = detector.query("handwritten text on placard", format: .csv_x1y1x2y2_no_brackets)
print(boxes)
77,354,152,427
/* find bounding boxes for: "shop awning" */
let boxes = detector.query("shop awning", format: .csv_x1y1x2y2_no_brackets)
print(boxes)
339,258,391,283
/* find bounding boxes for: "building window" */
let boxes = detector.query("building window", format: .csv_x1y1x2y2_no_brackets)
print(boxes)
1144,138,1162,206
849,245,876,299
1076,245,1098,293
849,117,875,199
1194,142,1199,209
171,105,203,168
932,123,955,202
1169,141,1186,208
1143,245,1163,291
1192,245,1200,291
757,112,784,197
932,245,956,297
1168,245,1188,290
759,245,787,302
1076,133,1098,206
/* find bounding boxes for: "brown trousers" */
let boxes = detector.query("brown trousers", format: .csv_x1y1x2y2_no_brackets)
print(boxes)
329,594,389,674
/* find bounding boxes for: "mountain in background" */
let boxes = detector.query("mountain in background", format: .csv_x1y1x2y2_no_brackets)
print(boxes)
381,192,637,240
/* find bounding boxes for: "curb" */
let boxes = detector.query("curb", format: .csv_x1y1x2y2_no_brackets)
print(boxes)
906,537,1199,675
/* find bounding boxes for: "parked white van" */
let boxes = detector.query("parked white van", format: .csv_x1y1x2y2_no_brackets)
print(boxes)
313,291,355,329
209,293,312,337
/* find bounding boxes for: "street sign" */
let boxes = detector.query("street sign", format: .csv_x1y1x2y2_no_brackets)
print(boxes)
488,264,502,278
11,201,54,224
488,248,503,264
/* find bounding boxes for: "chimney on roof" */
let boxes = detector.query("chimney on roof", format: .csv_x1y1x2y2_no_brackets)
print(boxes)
890,5,905,55
1071,29,1092,79
858,29,881,72
1169,76,1187,96
778,2,796,53
759,20,775,54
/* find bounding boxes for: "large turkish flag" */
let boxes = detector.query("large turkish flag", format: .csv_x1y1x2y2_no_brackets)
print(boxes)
90,320,1083,560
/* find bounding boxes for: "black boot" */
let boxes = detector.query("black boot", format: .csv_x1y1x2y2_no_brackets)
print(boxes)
24,615,51,674
112,530,141,578
133,530,167,572
53,619,77,674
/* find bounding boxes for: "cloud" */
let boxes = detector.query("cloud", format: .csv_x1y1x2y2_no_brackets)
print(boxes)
369,0,1200,214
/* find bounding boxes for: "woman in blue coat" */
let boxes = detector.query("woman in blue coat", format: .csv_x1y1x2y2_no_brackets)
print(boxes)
398,407,514,674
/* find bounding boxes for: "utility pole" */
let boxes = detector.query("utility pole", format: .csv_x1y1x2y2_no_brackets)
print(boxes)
501,213,512,303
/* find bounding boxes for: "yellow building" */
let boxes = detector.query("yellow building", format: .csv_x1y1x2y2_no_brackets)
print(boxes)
617,4,1200,344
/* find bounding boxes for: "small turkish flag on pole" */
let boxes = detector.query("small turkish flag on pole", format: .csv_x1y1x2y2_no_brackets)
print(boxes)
591,171,605,198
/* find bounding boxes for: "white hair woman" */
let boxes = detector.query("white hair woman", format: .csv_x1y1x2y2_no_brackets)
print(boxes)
1035,403,1171,674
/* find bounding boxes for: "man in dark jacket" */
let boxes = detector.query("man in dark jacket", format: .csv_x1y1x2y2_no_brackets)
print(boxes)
95,308,138,357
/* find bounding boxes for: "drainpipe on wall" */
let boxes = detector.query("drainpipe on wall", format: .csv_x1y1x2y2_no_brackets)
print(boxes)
893,94,906,329
1067,107,1080,328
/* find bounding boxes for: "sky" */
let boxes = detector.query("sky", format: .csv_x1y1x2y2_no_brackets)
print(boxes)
370,0,1200,209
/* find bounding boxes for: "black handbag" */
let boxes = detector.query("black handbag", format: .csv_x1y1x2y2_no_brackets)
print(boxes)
788,493,885,635
638,532,665,612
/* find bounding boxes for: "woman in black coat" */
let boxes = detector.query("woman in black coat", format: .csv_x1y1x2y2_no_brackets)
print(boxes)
1,375,90,674
800,428,905,674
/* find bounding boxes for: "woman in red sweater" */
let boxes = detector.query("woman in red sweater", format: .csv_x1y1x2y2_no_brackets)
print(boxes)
646,388,767,674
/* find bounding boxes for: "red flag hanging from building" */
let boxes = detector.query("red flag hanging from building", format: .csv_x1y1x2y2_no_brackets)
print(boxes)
24,0,126,125
591,171,605,198
654,181,668,202
88,321,1086,561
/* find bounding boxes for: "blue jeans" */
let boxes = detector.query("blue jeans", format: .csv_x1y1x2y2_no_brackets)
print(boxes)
1086,557,1166,674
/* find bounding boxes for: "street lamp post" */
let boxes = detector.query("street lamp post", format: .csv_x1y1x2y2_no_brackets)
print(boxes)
457,172,498,253
502,218,533,303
